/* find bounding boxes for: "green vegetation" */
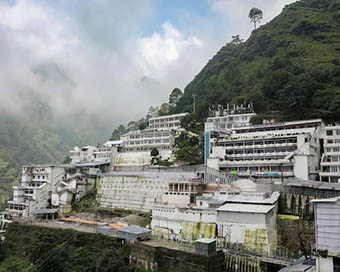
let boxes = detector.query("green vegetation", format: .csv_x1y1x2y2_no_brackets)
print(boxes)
0,94,110,210
173,0,340,123
0,223,132,272
175,132,203,165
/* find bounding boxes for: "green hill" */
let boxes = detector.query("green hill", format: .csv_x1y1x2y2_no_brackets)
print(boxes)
0,96,110,209
175,0,340,121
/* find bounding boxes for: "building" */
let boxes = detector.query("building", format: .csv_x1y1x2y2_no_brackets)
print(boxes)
205,104,256,134
195,238,217,256
7,163,106,217
117,225,151,242
94,146,117,162
207,119,324,181
204,104,256,164
312,197,340,272
70,146,96,164
121,129,175,153
320,124,340,183
151,205,217,241
8,165,64,217
148,113,188,131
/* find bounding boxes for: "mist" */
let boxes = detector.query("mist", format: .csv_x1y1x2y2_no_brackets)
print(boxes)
0,0,299,134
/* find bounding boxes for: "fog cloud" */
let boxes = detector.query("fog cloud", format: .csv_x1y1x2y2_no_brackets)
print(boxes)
0,0,299,125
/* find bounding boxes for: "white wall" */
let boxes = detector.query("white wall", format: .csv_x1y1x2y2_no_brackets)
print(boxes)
317,256,334,272
294,155,309,180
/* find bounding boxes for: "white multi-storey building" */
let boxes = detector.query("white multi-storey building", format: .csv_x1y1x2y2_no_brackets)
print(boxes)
70,146,96,164
122,129,175,153
205,104,256,134
148,113,188,131
8,163,105,217
320,124,340,183
8,165,64,217
207,119,324,181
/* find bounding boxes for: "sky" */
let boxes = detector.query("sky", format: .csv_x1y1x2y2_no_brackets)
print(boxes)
0,0,298,124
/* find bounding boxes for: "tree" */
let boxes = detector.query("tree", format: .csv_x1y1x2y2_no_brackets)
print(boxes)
230,35,244,45
176,146,203,165
150,147,159,165
157,103,170,116
138,122,148,131
150,147,159,157
169,88,183,109
248,7,263,29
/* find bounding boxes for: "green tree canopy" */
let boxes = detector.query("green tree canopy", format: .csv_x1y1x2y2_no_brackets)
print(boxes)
248,7,263,29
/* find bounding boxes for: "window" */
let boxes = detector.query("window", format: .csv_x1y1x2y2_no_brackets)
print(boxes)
327,130,333,136
331,166,338,172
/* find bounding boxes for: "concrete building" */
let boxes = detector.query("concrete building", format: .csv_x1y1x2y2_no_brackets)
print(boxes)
205,104,256,134
7,163,106,217
121,130,175,153
207,119,324,181
8,165,64,217
70,146,96,164
320,124,340,183
94,146,117,162
151,205,217,241
148,113,188,131
312,197,340,272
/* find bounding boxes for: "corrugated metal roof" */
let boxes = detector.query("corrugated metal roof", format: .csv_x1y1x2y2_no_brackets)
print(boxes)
284,178,340,191
75,162,109,167
32,208,59,214
279,264,315,272
118,225,151,235
217,203,274,213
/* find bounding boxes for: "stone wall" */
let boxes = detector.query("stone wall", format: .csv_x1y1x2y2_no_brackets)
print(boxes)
130,243,225,272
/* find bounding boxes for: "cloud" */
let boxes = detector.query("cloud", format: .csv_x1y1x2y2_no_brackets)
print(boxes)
137,21,203,87
0,0,300,127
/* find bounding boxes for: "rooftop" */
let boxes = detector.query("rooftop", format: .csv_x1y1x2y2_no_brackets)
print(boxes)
149,112,188,121
226,192,280,205
284,178,340,191
233,118,322,131
75,162,109,168
195,238,216,244
118,225,151,235
217,203,274,214
31,208,59,215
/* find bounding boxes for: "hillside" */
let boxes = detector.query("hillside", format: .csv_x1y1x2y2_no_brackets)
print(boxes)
0,223,131,271
174,0,340,121
0,96,110,209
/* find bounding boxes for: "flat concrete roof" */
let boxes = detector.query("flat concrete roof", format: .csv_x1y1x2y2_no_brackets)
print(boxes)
195,238,216,244
217,203,274,214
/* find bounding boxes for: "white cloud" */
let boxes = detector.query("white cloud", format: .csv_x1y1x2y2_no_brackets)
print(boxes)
0,0,301,126
138,21,203,82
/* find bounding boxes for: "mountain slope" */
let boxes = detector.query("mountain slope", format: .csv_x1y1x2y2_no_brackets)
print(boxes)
175,0,340,121
0,98,111,209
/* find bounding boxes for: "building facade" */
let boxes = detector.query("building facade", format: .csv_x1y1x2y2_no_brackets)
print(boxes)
320,124,340,183
207,119,324,181
148,113,188,131
312,197,340,272
8,165,64,217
